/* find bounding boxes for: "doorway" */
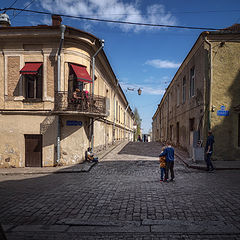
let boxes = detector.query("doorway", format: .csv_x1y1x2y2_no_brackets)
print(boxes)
25,134,42,167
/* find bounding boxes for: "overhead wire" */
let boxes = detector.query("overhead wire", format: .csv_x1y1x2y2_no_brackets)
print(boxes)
0,7,222,31
10,1,36,21
3,0,19,13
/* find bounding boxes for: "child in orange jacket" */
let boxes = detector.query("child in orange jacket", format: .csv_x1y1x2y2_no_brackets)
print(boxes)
159,146,166,181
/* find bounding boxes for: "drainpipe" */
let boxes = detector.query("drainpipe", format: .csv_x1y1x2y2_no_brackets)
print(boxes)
124,104,129,140
91,39,104,151
56,24,66,164
204,35,212,131
113,79,119,143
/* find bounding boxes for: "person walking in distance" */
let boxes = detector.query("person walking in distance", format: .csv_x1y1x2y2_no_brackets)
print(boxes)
205,130,215,172
159,143,175,182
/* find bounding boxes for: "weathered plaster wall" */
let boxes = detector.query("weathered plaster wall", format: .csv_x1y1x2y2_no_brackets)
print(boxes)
60,115,90,165
0,115,56,167
7,56,20,98
41,115,58,167
47,56,56,98
211,41,240,160
0,53,4,109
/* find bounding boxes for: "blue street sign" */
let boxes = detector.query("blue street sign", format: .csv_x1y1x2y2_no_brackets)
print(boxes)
217,106,229,116
66,120,83,126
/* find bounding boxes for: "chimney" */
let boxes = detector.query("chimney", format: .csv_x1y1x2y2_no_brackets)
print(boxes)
52,15,62,26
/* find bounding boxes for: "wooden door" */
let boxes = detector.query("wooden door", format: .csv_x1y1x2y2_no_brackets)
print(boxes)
25,134,42,167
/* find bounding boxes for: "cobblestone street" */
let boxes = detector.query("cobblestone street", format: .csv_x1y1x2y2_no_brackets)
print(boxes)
1,142,240,239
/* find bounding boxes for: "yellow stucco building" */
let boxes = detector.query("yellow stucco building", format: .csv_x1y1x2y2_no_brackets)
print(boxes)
152,24,240,161
0,15,134,168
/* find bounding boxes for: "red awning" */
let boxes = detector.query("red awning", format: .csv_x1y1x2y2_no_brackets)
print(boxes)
70,64,92,83
20,63,43,75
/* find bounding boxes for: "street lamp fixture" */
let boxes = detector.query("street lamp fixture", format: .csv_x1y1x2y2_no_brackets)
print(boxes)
137,88,142,95
126,87,142,95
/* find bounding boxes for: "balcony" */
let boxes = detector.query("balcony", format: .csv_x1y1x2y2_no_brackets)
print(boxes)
54,91,107,116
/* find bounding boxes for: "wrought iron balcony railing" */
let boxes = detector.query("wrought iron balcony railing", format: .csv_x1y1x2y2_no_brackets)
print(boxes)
54,91,106,115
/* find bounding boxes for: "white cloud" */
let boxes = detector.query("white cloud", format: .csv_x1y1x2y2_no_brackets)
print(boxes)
141,86,165,95
143,75,170,84
39,0,177,32
145,59,181,68
41,16,52,25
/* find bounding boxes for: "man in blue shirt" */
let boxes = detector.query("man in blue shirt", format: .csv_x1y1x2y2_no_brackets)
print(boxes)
159,144,175,181
205,130,215,172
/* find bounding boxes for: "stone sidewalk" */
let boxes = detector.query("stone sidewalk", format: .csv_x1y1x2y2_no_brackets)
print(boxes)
175,147,240,170
0,141,127,175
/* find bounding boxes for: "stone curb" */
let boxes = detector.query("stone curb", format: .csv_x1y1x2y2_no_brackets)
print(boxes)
3,221,240,234
0,164,96,175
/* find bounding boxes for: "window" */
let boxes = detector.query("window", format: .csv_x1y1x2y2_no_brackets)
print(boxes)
69,64,90,94
177,85,180,106
20,63,43,100
24,69,42,100
190,67,195,97
116,101,118,121
182,76,186,103
170,125,173,141
176,122,179,143
119,105,120,123
189,118,195,131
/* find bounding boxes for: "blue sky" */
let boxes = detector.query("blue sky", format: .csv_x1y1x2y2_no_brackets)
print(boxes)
1,0,240,133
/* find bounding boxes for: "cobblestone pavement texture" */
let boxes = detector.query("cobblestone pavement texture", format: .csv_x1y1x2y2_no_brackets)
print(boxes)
0,142,240,240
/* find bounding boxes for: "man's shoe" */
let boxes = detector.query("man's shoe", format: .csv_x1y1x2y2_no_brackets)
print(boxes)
170,178,175,182
160,179,163,182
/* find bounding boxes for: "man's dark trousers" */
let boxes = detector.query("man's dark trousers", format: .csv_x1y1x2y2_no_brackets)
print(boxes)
165,161,174,180
206,152,214,171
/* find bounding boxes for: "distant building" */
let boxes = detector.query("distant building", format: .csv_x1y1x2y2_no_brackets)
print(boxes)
152,24,240,161
0,14,134,168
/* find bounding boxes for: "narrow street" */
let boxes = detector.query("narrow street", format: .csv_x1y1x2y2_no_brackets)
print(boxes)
1,142,240,239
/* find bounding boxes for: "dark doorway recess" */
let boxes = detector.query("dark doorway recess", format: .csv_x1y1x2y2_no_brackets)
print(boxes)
25,134,42,167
